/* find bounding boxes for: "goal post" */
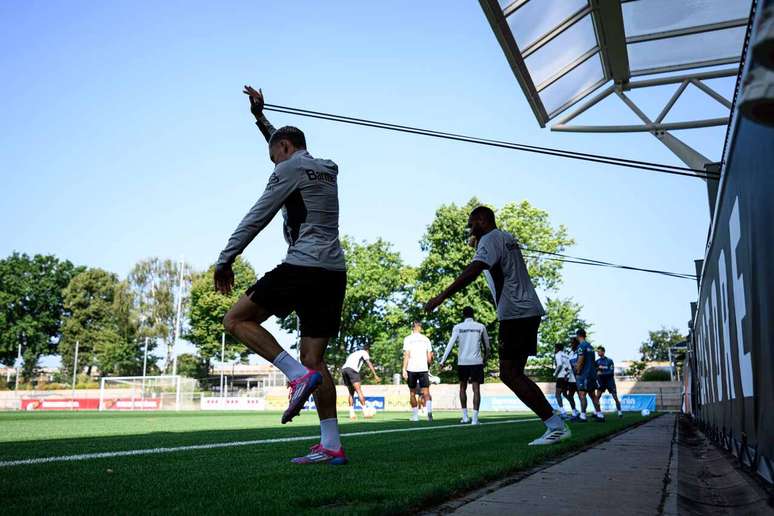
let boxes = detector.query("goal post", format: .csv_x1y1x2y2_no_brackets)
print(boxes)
98,375,196,411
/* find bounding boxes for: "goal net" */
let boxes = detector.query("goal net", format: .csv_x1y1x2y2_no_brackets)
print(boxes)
99,375,197,411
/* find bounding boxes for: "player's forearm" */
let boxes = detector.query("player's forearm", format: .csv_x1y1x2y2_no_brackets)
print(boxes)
255,113,276,143
576,356,585,372
437,262,485,303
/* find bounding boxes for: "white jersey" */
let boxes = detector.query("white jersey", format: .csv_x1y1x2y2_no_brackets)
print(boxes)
403,333,432,372
554,350,576,382
343,349,370,372
440,318,490,366
473,229,545,321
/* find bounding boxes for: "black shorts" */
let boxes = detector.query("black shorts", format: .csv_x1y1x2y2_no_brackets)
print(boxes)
597,376,617,394
498,316,541,371
246,263,346,337
407,371,429,390
458,364,485,384
341,367,361,395
555,378,569,390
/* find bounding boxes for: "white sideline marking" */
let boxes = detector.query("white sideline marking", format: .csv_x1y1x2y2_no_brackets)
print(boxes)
0,417,540,468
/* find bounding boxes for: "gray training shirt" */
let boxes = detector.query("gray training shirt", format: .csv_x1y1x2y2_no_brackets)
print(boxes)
217,149,346,271
472,228,545,321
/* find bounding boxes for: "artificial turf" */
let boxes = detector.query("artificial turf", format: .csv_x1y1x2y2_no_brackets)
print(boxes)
0,410,653,514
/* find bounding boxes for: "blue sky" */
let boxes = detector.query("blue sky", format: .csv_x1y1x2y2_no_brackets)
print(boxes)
0,1,733,366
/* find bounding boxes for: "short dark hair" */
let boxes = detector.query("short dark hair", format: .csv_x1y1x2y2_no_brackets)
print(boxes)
469,205,496,225
554,342,564,351
269,126,306,149
462,306,474,318
412,320,422,328
597,346,605,352
576,328,587,337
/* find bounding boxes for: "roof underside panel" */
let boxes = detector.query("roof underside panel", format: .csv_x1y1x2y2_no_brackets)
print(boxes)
486,0,752,125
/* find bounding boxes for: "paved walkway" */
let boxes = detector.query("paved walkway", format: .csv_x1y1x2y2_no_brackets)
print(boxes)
442,415,677,515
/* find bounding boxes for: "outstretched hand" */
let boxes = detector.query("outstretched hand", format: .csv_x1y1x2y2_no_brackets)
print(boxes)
214,263,235,295
243,85,264,119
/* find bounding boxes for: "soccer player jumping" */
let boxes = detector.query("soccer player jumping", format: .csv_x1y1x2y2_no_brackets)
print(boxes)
439,306,490,424
215,86,347,465
425,206,571,445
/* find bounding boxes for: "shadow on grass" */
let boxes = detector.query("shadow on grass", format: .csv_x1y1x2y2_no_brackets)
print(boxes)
0,411,532,462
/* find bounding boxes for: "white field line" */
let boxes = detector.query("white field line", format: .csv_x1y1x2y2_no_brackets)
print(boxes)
0,417,540,468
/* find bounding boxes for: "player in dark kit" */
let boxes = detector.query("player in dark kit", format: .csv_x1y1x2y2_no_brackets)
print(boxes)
424,206,570,445
571,329,604,422
596,346,622,417
215,86,347,465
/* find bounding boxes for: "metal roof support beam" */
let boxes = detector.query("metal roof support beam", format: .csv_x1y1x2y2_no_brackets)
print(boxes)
655,81,690,123
522,5,592,58
690,79,733,109
626,18,750,44
590,0,631,85
630,58,741,77
479,0,548,126
626,67,739,89
615,92,717,213
553,85,616,125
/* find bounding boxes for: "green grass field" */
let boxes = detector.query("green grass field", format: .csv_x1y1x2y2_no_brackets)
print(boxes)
0,410,652,514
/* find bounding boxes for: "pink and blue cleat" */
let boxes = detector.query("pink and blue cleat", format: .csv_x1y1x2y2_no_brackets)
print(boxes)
282,370,323,424
291,444,348,465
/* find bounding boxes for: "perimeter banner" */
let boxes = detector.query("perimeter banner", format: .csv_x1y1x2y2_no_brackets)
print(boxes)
481,394,656,412
691,112,774,482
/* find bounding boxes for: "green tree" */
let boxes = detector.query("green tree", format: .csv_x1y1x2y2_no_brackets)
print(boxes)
640,327,686,362
187,257,256,369
0,253,81,378
278,237,411,379
59,269,142,377
175,353,207,379
415,198,575,373
127,258,192,372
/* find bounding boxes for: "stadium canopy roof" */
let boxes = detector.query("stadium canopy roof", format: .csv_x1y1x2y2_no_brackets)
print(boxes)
480,0,752,129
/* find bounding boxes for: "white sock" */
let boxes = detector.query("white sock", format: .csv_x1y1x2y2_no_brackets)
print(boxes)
461,408,468,420
349,407,356,417
272,351,307,381
559,406,566,415
426,400,433,413
596,411,603,418
573,409,579,416
618,410,622,416
472,409,479,423
320,418,341,450
544,414,564,431
579,412,587,420
412,407,419,418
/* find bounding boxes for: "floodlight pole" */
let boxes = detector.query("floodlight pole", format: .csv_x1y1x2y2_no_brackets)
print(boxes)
14,341,22,392
142,337,149,405
71,340,79,410
172,259,185,376
220,332,226,399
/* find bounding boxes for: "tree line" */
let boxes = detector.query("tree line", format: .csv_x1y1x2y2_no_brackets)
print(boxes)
1,198,596,384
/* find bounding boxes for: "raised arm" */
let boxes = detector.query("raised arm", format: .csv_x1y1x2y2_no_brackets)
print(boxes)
424,261,488,313
243,85,276,143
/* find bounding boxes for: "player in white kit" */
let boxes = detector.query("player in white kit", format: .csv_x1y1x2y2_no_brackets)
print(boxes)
402,321,434,422
440,307,490,424
341,345,381,420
